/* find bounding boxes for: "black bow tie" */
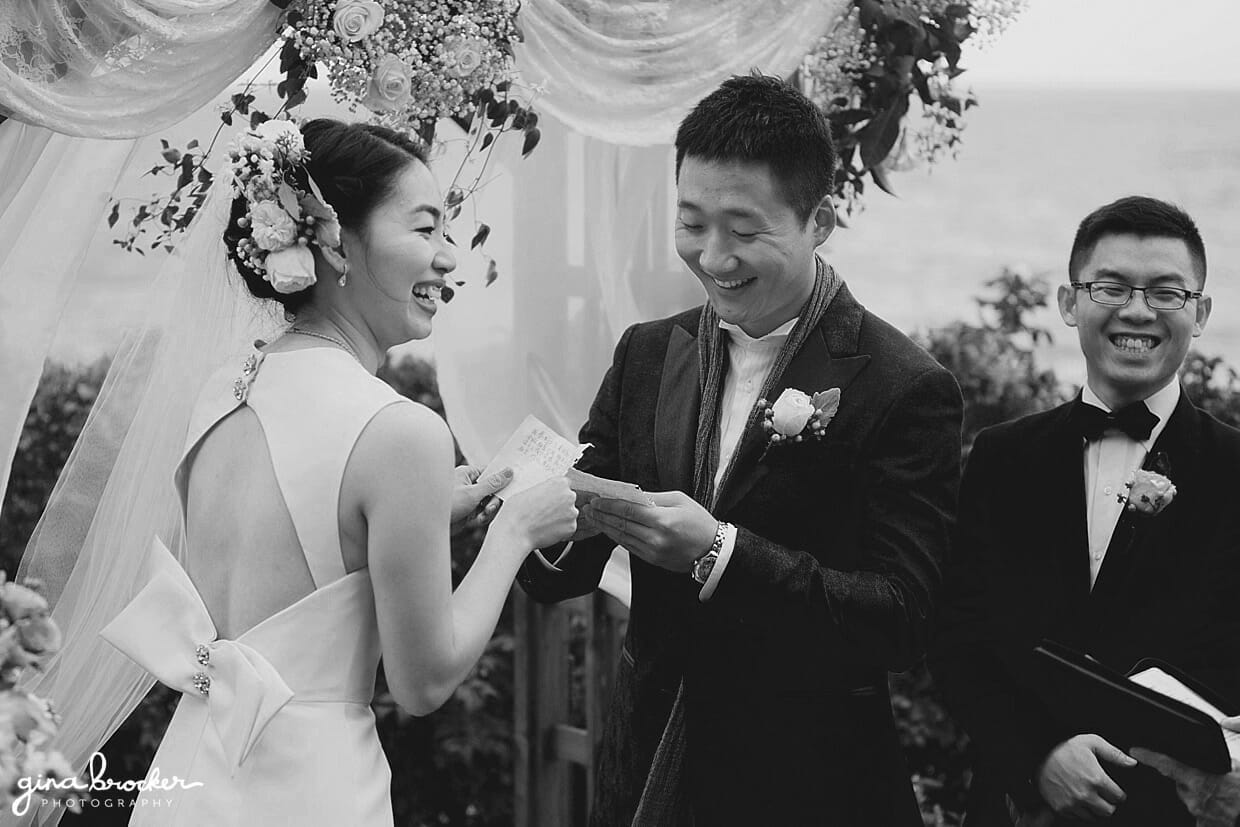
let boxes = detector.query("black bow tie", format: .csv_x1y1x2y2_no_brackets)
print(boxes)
1069,398,1158,442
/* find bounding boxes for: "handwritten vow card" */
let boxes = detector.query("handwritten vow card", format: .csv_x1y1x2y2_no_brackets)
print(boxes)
481,415,654,506
480,415,588,498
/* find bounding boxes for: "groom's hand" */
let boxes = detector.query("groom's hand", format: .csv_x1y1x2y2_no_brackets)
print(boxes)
1036,734,1137,820
583,491,717,572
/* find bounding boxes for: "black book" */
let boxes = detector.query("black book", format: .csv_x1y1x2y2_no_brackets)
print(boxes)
1032,640,1234,773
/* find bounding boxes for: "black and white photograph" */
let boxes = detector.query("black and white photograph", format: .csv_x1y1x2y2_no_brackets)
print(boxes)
1,0,1238,824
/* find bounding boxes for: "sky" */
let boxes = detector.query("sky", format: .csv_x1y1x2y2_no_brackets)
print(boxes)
964,0,1240,89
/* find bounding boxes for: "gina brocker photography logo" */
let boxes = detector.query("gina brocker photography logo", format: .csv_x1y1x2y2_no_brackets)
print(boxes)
11,752,204,817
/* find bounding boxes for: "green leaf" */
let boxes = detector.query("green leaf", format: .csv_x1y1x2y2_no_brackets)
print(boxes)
521,127,541,158
177,154,195,189
470,223,491,250
106,202,120,229
481,132,495,150
871,164,897,196
250,110,270,129
231,92,254,115
858,95,909,169
484,258,498,286
828,109,874,127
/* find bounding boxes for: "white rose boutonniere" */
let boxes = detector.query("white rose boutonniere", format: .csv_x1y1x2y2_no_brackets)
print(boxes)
758,387,842,456
264,245,317,294
1118,467,1177,516
770,389,815,436
332,0,386,43
362,54,413,113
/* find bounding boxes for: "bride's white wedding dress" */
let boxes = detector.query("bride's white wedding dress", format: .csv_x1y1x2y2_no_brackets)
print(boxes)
100,345,409,825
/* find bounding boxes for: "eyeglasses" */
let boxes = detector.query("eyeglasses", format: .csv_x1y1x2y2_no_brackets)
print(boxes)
1072,281,1203,311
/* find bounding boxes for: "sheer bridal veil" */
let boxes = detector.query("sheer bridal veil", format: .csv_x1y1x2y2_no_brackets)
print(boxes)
7,184,283,825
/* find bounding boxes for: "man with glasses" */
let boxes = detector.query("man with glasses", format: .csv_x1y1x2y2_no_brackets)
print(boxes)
932,196,1240,826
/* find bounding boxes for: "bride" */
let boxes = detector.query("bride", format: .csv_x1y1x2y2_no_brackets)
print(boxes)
42,117,578,824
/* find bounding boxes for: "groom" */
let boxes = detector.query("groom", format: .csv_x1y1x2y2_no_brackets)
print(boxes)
931,196,1240,826
517,73,962,825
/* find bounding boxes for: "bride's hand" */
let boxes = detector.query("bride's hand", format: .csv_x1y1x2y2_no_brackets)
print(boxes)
493,477,579,550
450,465,512,538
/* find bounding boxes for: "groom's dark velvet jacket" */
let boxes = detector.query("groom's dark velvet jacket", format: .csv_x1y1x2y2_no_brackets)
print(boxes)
517,283,963,826
930,393,1240,826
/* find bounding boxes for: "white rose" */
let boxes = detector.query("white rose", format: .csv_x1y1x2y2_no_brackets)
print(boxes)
249,201,298,251
1122,469,1177,515
445,37,486,78
362,54,413,113
332,0,385,43
770,389,815,436
264,245,317,294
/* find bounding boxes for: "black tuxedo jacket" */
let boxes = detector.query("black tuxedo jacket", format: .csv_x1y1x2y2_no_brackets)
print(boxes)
931,393,1240,826
518,284,963,826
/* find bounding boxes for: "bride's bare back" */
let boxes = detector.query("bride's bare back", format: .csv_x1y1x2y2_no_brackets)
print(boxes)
183,375,369,640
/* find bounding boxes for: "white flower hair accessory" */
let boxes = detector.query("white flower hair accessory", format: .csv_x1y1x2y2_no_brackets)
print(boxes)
226,120,341,294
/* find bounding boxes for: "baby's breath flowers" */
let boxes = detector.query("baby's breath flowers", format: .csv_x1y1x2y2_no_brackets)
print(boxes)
291,0,524,139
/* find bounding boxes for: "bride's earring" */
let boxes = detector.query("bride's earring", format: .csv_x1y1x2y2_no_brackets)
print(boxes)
337,261,349,288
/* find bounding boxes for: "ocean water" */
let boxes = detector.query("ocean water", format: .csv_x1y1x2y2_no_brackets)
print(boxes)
51,86,1240,389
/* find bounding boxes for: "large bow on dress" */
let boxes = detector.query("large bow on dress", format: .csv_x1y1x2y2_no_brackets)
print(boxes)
100,538,294,773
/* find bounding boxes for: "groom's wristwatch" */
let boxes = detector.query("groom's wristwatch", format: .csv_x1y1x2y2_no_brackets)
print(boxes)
691,522,732,585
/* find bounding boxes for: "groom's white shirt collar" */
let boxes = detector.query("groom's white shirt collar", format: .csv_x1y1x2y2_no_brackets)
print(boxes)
719,316,798,342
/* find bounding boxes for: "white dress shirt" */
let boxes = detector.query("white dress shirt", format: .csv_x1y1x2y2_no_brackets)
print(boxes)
1080,379,1179,588
697,317,798,600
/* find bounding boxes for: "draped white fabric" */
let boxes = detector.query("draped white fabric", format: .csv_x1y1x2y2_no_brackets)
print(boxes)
0,122,140,512
433,112,700,464
516,0,850,145
0,0,283,138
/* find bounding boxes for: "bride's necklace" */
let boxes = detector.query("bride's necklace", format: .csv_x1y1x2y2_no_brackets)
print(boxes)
287,326,362,364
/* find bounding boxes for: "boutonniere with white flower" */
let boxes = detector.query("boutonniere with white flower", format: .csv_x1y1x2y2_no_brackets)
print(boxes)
757,388,841,456
1117,468,1177,516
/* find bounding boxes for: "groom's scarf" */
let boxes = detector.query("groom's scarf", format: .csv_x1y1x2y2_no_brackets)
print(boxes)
632,257,840,826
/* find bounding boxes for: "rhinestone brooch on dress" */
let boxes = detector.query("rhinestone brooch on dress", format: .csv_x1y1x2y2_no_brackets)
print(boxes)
233,350,265,402
195,644,210,665
191,671,211,697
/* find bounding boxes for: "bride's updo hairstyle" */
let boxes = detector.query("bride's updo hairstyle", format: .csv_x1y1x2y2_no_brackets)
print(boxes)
224,118,429,315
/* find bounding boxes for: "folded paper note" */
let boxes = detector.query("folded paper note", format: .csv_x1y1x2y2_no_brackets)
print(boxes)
566,468,655,506
480,415,589,499
481,415,654,506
